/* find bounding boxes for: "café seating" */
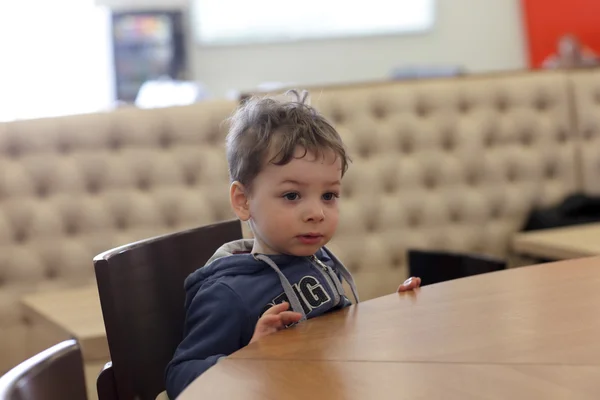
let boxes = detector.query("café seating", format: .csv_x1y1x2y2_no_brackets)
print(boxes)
4,68,600,373
408,249,506,286
93,220,243,400
0,339,87,400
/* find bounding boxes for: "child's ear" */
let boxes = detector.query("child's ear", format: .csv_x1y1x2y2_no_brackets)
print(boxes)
230,181,250,221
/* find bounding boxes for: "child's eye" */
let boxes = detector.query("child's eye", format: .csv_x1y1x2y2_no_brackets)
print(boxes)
322,192,339,201
283,192,299,201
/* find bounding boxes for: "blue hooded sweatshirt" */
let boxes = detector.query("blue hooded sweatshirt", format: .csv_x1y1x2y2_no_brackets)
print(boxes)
165,239,359,399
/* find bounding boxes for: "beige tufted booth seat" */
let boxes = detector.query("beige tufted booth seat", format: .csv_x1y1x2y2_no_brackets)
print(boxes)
0,69,596,373
312,70,580,299
568,69,600,195
0,100,239,372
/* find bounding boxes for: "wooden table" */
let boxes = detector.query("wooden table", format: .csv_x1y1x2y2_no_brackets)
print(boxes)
21,285,108,400
179,257,600,399
512,222,600,261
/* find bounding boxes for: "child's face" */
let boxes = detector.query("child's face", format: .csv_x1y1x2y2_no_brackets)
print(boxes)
245,146,342,256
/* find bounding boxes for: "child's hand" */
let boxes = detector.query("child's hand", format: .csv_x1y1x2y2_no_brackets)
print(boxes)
398,277,421,292
250,302,302,344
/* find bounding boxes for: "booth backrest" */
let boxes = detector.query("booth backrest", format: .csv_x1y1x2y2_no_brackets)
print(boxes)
1,68,598,372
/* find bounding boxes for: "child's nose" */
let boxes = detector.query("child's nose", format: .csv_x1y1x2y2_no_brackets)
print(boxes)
303,202,325,222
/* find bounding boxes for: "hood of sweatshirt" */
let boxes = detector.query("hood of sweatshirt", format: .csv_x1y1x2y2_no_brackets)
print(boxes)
184,239,359,320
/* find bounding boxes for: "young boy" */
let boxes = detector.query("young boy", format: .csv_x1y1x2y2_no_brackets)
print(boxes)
165,91,421,399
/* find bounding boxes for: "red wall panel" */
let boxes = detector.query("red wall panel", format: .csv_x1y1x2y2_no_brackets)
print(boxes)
521,0,600,67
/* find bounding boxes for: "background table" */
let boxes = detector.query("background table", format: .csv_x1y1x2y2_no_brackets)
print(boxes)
180,257,600,399
512,222,600,261
21,285,108,400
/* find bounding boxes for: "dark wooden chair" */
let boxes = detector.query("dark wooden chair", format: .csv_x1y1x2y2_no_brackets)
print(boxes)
93,220,243,400
0,339,87,400
408,249,507,287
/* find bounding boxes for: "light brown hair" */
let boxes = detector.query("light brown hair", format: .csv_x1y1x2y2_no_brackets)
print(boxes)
226,90,350,190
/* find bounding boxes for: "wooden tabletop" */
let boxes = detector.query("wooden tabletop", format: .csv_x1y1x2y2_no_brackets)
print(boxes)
512,222,600,260
21,285,108,361
179,257,600,399
183,360,600,400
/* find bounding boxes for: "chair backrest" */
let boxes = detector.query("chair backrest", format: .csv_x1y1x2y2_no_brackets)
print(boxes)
93,220,243,400
96,362,117,400
408,249,507,287
0,340,87,400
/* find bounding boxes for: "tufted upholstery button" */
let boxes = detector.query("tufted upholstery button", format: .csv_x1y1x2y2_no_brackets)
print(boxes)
520,130,533,146
137,177,151,192
442,131,455,151
583,127,595,140
87,180,100,195
65,221,78,236
45,267,58,280
484,129,496,148
371,104,387,119
365,220,377,233
185,171,197,186
165,214,177,228
57,140,71,154
546,162,558,179
115,216,128,230
496,96,509,112
331,109,344,124
213,210,226,222
424,172,437,189
400,137,414,154
490,204,502,219
344,186,353,199
466,170,479,186
108,134,122,151
391,255,403,269
449,208,462,223
407,212,421,227
457,98,471,114
21,315,32,326
36,183,49,198
348,262,360,273
535,97,549,111
557,129,568,143
13,228,28,244
594,91,600,104
6,140,21,158
159,131,173,149
415,101,431,118
384,180,396,194
358,145,371,159
506,165,518,182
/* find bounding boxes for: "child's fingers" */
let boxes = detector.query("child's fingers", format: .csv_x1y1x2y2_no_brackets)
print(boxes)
398,276,421,292
262,302,290,316
251,305,297,344
404,277,421,288
258,303,302,331
279,311,303,326
261,312,301,328
258,314,282,327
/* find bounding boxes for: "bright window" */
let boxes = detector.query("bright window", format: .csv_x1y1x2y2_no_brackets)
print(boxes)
0,1,113,122
193,0,436,46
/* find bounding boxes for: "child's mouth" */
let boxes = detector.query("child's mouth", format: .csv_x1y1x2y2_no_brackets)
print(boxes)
297,234,323,245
